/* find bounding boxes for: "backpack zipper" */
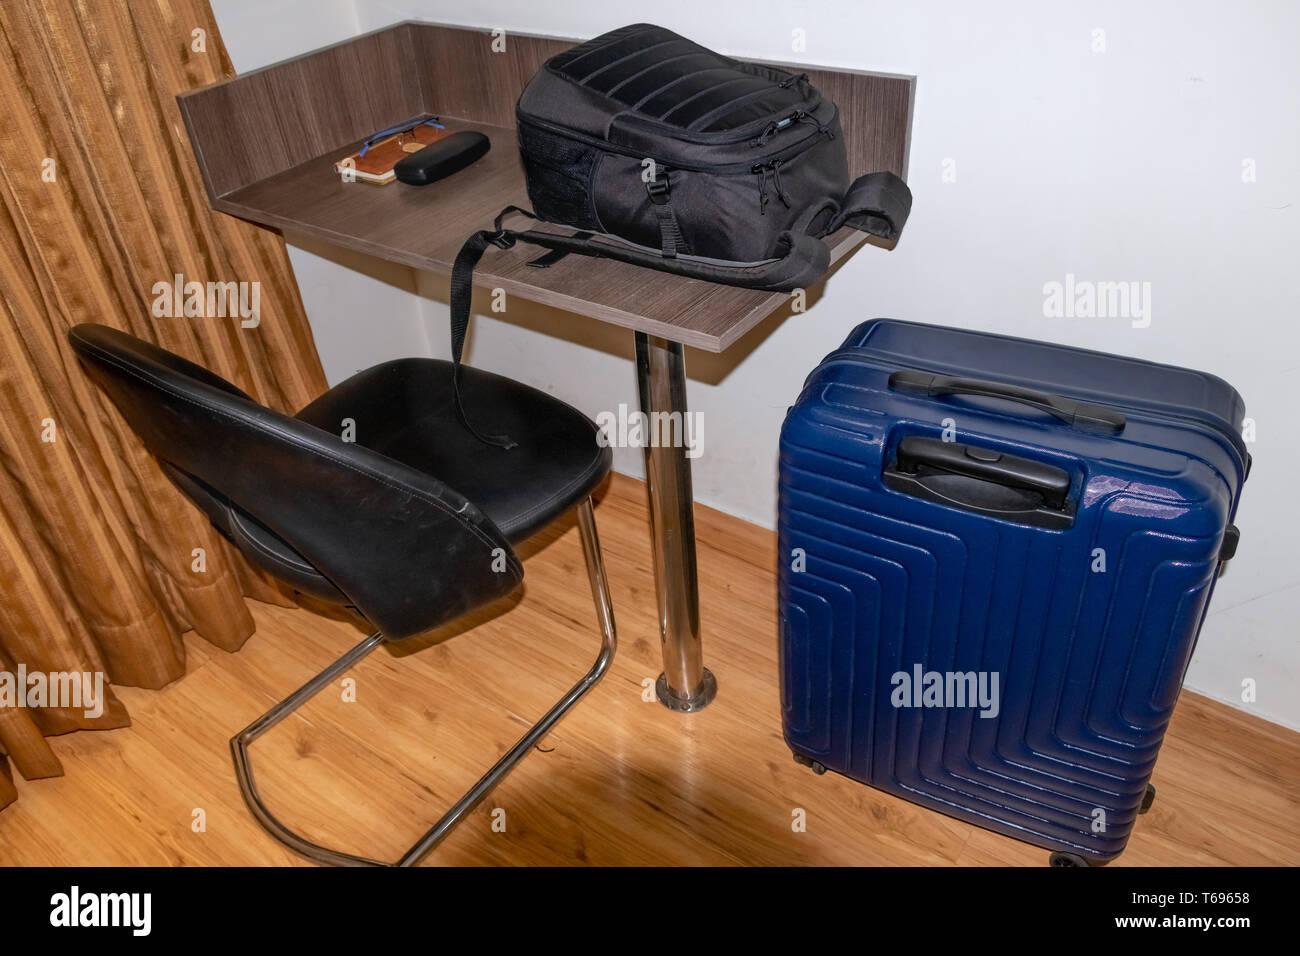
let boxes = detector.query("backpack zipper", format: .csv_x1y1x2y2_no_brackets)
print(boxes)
752,110,835,148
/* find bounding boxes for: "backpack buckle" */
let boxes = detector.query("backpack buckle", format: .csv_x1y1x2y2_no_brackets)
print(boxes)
646,174,671,205
487,229,516,250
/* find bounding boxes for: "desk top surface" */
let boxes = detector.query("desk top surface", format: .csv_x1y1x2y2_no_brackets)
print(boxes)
181,22,913,352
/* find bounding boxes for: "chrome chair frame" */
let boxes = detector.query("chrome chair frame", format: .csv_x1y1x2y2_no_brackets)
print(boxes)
231,497,616,867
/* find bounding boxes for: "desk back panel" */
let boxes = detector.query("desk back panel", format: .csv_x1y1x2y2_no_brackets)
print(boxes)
182,21,911,199
181,24,427,197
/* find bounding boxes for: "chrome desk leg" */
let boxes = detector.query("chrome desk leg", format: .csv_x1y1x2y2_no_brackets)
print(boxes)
634,332,717,713
231,496,617,867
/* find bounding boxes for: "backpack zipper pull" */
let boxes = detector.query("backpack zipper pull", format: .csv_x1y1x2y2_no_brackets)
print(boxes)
753,111,806,148
794,109,835,140
752,121,779,148
771,159,792,208
753,162,770,214
753,161,791,213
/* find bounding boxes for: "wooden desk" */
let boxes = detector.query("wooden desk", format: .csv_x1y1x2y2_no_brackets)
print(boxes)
179,20,914,710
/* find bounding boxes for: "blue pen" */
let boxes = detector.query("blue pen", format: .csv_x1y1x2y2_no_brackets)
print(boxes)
358,116,445,158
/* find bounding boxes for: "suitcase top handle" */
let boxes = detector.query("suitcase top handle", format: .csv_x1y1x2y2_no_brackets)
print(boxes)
886,436,1075,530
889,369,1126,433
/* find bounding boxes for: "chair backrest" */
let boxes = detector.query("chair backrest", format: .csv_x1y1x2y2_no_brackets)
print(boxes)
68,324,522,640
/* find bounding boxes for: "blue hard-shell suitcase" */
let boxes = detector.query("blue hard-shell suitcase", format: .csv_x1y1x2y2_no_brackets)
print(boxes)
777,319,1248,865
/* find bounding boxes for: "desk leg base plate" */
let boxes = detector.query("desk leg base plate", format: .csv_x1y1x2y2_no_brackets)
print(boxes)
655,668,717,713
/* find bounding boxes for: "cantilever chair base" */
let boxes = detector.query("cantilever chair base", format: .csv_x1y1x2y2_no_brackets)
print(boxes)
231,497,617,867
67,325,616,866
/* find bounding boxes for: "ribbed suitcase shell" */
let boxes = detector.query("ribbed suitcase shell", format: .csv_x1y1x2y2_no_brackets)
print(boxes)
777,319,1247,862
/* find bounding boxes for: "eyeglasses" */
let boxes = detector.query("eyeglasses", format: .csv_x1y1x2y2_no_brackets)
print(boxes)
358,115,446,157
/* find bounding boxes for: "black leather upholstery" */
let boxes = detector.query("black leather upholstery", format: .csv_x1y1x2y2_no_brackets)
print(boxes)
159,462,350,603
295,359,610,544
68,324,610,640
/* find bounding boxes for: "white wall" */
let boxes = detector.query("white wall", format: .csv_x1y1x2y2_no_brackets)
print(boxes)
211,0,1300,730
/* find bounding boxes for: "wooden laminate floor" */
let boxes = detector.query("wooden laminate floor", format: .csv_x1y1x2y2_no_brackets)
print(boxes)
1,474,1297,866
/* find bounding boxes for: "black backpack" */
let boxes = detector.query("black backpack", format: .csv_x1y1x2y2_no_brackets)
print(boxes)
449,23,912,444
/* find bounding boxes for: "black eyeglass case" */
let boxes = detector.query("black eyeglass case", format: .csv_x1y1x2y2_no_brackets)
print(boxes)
394,131,491,186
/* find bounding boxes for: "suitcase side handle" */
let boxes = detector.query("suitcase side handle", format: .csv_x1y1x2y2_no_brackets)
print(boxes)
885,436,1075,529
888,369,1126,432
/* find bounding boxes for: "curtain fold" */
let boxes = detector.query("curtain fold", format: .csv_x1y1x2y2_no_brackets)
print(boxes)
0,0,329,809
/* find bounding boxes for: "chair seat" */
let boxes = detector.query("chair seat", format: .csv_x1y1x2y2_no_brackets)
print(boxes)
295,359,611,544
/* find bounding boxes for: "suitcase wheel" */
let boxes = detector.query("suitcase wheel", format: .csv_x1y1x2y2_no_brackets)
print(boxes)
1139,783,1156,814
1048,851,1092,868
791,752,828,775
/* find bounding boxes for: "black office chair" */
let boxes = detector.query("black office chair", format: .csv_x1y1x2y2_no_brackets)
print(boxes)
68,323,616,867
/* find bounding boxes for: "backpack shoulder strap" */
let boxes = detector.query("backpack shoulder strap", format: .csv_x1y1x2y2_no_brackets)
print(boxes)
831,171,912,241
448,207,832,446
447,223,522,449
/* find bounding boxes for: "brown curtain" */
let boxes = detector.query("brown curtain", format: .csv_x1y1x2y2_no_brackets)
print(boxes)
0,0,329,810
